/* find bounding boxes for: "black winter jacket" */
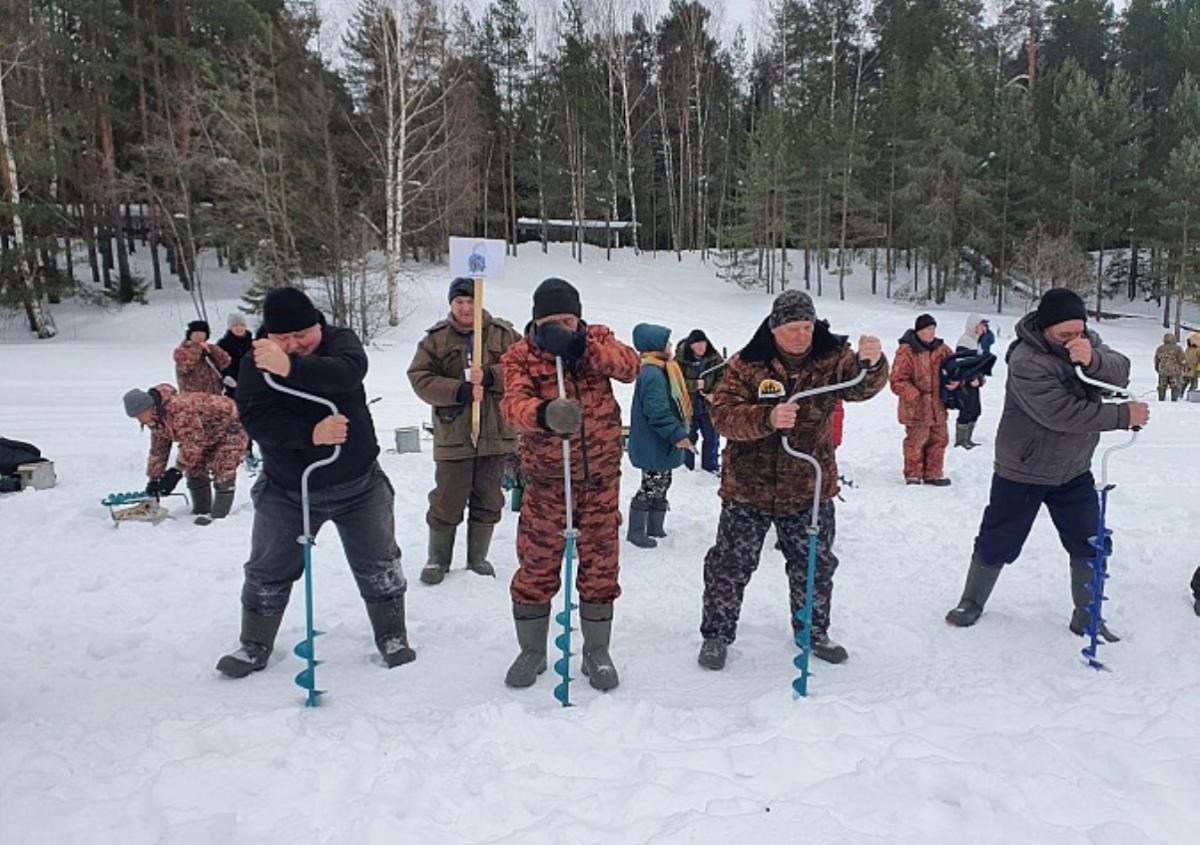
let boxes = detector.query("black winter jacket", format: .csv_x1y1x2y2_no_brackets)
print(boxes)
236,318,380,491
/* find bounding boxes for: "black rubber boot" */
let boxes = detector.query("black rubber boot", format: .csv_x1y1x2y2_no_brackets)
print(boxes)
1068,558,1120,643
964,422,981,448
646,502,668,539
420,525,456,585
946,554,1003,627
465,522,496,577
955,423,979,450
216,610,283,678
189,477,213,515
626,503,657,548
926,477,953,487
810,633,849,664
505,602,551,688
579,601,619,691
210,481,235,519
366,596,417,667
698,638,727,670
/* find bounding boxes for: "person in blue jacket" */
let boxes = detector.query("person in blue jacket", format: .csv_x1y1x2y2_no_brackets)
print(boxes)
626,324,693,548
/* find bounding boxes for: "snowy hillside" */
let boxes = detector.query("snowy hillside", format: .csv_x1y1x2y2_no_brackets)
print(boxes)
1,246,1198,844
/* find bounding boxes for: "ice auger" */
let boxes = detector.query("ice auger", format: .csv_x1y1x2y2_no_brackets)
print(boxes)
780,368,867,697
263,372,342,706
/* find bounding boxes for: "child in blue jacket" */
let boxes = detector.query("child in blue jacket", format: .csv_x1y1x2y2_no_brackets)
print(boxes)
627,324,693,548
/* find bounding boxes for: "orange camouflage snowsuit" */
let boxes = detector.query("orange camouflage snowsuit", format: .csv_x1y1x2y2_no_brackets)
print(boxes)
174,340,230,395
500,323,640,605
146,384,248,485
890,332,953,481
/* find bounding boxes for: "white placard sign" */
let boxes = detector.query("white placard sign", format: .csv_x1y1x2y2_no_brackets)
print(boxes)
449,237,507,281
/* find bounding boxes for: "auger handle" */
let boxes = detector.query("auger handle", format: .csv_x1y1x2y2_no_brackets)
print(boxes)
1074,365,1139,488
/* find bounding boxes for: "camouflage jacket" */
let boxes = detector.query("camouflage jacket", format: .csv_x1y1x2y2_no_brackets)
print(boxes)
889,331,952,426
1187,333,1200,377
1154,335,1187,378
501,323,640,483
712,319,889,517
174,340,230,395
407,309,519,461
146,384,246,478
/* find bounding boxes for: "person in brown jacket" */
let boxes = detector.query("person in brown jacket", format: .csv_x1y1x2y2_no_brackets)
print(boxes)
889,314,954,486
499,278,640,692
122,383,248,522
697,291,888,671
408,277,520,584
174,320,231,395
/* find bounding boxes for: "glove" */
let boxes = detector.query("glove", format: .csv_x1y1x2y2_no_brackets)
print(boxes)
223,375,238,388
154,467,183,496
534,321,587,363
455,381,474,405
539,398,582,434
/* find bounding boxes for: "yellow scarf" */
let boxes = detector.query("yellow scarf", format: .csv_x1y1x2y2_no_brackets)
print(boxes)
642,352,694,424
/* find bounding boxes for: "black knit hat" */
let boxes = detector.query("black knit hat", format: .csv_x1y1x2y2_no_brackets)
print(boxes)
1035,288,1088,329
684,329,709,345
532,277,581,320
186,320,210,340
914,314,937,331
263,287,320,334
448,276,475,303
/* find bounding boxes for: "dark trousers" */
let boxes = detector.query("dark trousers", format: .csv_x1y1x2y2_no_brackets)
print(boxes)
701,499,839,643
241,463,406,615
633,469,672,507
973,471,1099,566
957,386,982,425
1190,566,1200,601
426,454,507,529
688,399,720,472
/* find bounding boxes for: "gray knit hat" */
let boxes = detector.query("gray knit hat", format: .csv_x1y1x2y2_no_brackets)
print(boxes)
227,312,247,329
123,388,154,418
769,290,817,328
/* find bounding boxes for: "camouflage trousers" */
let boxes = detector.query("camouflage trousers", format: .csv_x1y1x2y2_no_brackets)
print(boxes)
1157,374,1184,401
188,434,249,486
632,469,672,507
701,499,839,644
512,474,622,605
903,423,948,481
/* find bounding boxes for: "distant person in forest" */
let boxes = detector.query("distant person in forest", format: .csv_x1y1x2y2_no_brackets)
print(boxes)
1154,332,1187,402
216,314,253,399
174,320,230,396
1185,332,1200,395
942,314,997,450
889,314,953,486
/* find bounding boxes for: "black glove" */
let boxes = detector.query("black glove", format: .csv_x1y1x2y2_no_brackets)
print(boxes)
455,381,474,405
534,321,587,363
538,398,583,434
154,467,183,496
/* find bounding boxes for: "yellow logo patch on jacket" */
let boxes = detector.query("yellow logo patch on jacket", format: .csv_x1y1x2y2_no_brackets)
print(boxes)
757,378,786,400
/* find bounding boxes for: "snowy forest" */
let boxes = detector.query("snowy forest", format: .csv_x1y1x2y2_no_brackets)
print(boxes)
2,0,1200,340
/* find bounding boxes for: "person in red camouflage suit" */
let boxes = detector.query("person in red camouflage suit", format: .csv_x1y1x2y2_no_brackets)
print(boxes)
123,383,247,520
174,320,231,395
500,278,640,692
890,313,954,486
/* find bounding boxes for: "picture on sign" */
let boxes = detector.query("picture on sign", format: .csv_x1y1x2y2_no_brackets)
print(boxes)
449,237,507,281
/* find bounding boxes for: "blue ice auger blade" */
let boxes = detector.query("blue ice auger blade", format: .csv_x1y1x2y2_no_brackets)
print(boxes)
293,631,325,660
553,656,572,677
553,681,574,706
553,631,574,652
791,530,819,698
1080,487,1114,671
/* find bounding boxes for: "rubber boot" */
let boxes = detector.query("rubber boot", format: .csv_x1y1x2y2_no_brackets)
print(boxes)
210,481,235,519
626,502,657,548
946,554,1003,627
366,596,417,667
810,633,849,664
646,502,668,539
956,423,979,450
1068,558,1120,642
420,525,456,585
505,602,550,688
697,638,727,670
188,477,213,515
579,601,619,691
216,610,283,678
465,522,496,577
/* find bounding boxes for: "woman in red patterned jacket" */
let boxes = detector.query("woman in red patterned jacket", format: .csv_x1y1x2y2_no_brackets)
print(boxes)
499,278,640,693
889,314,954,486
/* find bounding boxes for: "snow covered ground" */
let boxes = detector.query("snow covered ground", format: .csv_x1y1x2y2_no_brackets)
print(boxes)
1,246,1198,844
